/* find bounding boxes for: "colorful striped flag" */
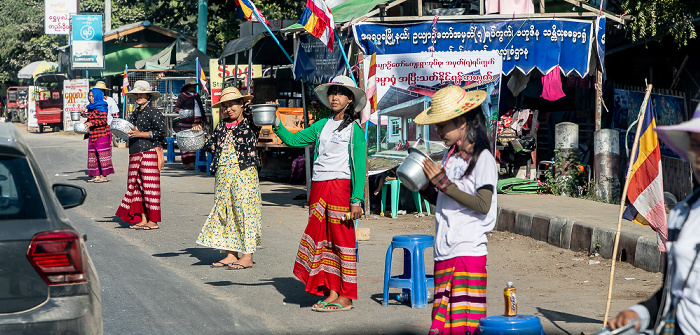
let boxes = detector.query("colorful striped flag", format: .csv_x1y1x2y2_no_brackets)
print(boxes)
196,58,209,94
234,0,271,27
623,99,667,251
122,65,130,95
362,51,377,125
298,0,335,52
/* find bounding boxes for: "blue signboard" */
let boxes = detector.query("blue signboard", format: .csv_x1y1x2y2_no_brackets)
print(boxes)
293,34,349,85
353,19,594,76
71,14,104,69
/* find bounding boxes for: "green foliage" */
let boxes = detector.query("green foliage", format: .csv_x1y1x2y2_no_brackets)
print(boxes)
543,149,586,197
621,0,700,47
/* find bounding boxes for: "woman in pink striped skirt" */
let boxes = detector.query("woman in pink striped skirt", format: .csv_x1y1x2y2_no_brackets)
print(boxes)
83,88,114,183
116,80,166,230
416,86,497,335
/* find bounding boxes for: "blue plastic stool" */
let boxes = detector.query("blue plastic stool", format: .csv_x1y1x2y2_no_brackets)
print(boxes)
382,234,434,308
380,179,431,218
194,149,212,175
478,315,545,335
165,137,180,163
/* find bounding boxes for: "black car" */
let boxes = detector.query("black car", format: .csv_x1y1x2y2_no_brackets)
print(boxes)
0,123,102,334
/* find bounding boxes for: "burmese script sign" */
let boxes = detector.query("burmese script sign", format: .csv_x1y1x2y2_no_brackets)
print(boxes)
45,0,78,35
353,19,594,76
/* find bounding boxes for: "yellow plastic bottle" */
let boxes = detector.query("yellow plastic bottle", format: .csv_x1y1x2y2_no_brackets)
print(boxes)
504,281,517,316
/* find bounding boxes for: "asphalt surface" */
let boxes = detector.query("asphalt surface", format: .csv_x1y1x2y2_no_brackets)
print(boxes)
21,125,662,335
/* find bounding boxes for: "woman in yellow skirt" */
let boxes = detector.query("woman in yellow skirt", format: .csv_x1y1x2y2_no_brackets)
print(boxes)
193,87,261,270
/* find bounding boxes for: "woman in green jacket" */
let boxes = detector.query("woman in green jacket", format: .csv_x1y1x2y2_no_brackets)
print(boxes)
273,75,366,312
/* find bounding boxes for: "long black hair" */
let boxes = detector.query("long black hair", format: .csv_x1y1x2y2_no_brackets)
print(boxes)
457,109,491,178
326,85,357,131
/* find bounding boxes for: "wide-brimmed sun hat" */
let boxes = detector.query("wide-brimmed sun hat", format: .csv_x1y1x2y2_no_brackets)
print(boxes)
655,103,700,161
212,87,253,108
125,80,161,100
92,81,112,91
181,77,197,91
414,86,487,125
314,75,367,113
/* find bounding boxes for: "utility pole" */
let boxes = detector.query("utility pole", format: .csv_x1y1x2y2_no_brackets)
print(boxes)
197,0,208,54
105,0,112,32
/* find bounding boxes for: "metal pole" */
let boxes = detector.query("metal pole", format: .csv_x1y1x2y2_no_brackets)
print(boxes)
301,81,312,201
197,0,208,54
247,50,252,93
105,0,112,32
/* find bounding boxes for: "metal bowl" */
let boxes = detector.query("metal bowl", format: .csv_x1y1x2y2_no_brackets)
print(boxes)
175,130,205,151
178,109,194,119
73,123,89,134
249,104,278,126
396,148,434,192
110,118,134,140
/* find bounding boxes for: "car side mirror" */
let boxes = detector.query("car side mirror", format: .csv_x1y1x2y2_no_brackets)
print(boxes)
52,184,87,209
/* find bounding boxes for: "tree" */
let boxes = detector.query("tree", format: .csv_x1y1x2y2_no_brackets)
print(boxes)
621,0,700,47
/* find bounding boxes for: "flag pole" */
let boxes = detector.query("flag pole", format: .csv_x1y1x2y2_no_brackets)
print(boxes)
122,64,127,119
249,10,293,64
602,83,653,327
196,57,200,94
334,30,357,86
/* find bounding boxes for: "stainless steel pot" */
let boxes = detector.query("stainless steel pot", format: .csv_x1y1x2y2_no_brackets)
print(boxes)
110,118,134,140
396,148,434,192
70,112,81,121
73,123,89,134
249,104,278,126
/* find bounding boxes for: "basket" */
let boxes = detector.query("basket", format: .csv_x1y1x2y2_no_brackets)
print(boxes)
110,118,134,140
73,123,89,134
179,109,194,119
176,130,205,151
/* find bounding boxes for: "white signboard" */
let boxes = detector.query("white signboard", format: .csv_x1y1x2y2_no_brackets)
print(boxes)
71,15,104,69
27,86,38,129
45,0,78,35
63,79,89,130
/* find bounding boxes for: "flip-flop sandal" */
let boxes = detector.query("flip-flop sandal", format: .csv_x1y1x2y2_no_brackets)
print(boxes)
315,303,353,312
94,179,109,183
210,262,233,268
87,178,99,183
311,300,329,311
129,224,146,229
225,263,252,270
138,225,159,230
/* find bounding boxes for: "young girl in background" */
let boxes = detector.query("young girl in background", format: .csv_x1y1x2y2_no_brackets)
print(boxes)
194,87,262,270
415,86,496,335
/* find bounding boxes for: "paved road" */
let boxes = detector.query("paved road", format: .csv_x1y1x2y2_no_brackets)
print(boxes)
22,126,661,335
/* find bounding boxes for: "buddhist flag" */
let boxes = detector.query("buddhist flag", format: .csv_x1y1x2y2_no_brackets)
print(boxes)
234,0,271,27
299,0,335,52
623,99,667,251
362,50,377,125
196,58,209,94
122,65,130,95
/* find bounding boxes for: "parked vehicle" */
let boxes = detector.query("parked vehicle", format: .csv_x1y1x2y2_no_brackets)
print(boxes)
5,87,29,123
0,123,102,334
34,73,67,133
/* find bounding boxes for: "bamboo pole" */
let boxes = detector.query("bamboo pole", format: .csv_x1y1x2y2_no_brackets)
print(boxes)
602,83,653,327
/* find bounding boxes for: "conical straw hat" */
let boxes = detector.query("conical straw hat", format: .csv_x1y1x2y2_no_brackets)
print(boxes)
414,86,487,125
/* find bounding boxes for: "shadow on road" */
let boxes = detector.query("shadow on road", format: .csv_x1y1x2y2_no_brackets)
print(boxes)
537,307,601,335
261,186,307,208
204,277,318,307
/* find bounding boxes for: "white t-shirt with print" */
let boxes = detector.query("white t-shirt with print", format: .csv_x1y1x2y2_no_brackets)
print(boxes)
312,118,352,181
433,150,498,261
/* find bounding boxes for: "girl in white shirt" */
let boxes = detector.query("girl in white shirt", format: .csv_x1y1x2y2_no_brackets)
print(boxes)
415,86,496,335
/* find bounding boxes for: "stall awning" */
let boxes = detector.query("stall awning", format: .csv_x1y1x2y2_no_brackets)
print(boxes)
135,36,211,71
102,46,163,76
219,32,294,66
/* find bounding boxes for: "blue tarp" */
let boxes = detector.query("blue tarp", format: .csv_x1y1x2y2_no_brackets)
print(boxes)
353,19,595,76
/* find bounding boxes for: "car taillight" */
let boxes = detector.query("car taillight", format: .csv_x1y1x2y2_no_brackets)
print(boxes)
27,230,87,285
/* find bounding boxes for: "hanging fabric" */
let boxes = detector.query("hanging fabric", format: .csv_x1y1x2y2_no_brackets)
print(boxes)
541,66,566,101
